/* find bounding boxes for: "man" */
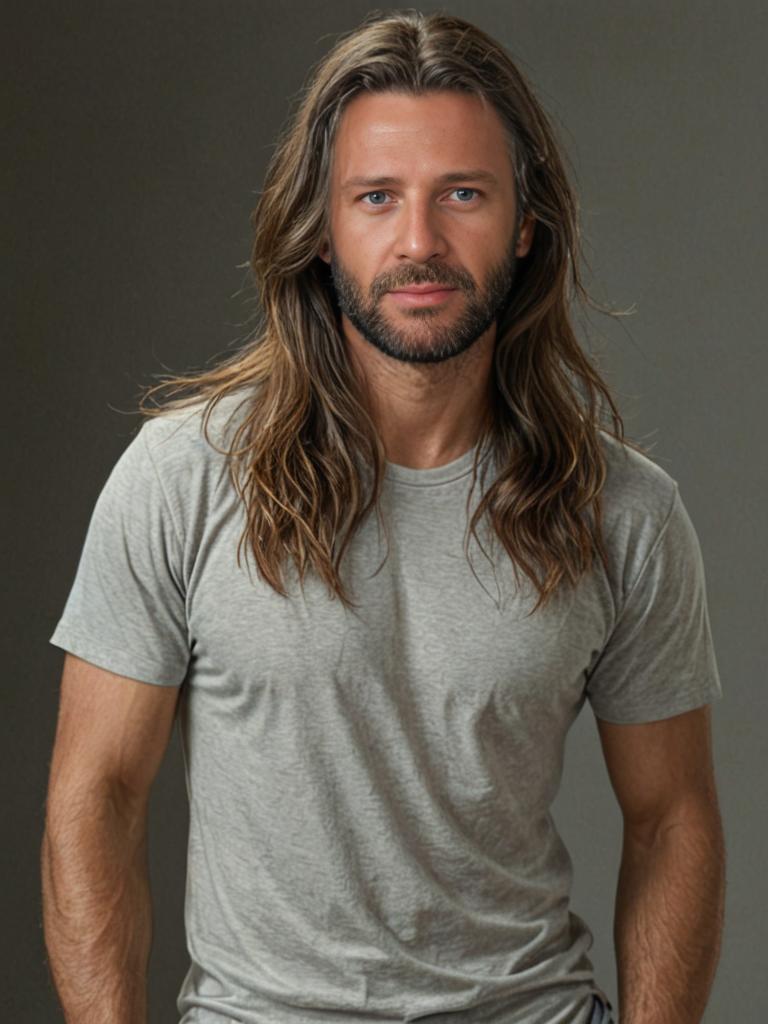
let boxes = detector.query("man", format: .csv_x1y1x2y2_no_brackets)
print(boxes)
42,10,725,1024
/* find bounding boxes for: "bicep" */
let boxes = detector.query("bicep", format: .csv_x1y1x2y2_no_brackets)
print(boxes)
596,704,721,839
46,652,182,813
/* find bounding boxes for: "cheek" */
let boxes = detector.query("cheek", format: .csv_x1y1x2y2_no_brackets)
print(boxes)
334,226,387,281
345,219,387,259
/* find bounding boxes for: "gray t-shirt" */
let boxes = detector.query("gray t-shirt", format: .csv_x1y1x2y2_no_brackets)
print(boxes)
49,393,722,1024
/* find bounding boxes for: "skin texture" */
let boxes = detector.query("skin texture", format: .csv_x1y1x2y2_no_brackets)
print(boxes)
597,705,726,1024
318,89,535,470
42,654,181,1023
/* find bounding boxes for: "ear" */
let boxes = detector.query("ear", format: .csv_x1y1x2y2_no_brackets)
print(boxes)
515,214,536,259
318,236,331,264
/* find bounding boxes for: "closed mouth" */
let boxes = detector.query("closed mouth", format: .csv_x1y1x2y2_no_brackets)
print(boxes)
390,286,457,294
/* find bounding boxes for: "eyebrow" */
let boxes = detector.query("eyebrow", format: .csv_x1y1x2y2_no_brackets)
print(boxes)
340,169,500,191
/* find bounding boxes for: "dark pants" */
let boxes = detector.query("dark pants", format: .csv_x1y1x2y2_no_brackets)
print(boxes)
589,993,617,1023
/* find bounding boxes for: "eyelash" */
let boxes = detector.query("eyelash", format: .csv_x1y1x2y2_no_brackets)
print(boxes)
359,187,482,207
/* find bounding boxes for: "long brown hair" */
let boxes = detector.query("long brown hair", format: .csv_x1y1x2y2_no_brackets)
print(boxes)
138,9,641,613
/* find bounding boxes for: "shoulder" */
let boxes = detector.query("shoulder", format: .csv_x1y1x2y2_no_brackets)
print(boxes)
137,388,254,478
598,429,679,530
124,389,256,540
141,388,252,453
595,430,681,596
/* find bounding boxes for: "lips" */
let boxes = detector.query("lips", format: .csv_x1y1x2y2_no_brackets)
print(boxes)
390,284,457,294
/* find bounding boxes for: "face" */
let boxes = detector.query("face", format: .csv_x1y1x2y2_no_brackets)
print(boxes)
318,90,535,366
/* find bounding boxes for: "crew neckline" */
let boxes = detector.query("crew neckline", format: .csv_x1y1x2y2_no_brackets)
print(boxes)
384,441,493,487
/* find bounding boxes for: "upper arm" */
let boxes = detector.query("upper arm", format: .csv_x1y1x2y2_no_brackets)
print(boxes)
596,704,722,840
46,652,182,815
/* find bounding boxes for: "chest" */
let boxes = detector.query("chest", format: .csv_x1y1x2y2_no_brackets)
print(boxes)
183,490,612,736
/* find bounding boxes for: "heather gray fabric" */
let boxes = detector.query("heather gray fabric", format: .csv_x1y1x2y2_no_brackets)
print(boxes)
49,392,721,1024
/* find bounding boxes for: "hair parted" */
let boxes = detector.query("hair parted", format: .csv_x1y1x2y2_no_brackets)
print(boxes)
138,7,643,614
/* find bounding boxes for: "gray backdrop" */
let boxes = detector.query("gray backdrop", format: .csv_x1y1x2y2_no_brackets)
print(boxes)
5,2,765,1021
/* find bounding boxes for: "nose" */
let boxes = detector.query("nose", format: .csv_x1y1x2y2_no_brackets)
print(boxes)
393,196,449,264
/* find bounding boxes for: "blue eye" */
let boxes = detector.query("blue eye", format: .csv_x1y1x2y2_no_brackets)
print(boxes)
359,187,481,206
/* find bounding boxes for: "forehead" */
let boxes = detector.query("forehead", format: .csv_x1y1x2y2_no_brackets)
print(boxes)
330,90,513,187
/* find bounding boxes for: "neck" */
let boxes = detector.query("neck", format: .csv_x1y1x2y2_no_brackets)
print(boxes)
345,319,496,470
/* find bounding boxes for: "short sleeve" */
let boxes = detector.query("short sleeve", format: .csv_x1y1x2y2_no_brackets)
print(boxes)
49,423,190,686
585,486,723,723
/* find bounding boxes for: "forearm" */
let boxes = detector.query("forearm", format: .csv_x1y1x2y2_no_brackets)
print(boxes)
614,815,726,1024
41,787,152,1024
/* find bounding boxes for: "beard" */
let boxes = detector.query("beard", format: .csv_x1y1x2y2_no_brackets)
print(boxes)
327,231,521,366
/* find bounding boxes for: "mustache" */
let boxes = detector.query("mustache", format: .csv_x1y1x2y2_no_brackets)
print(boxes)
375,271,473,297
